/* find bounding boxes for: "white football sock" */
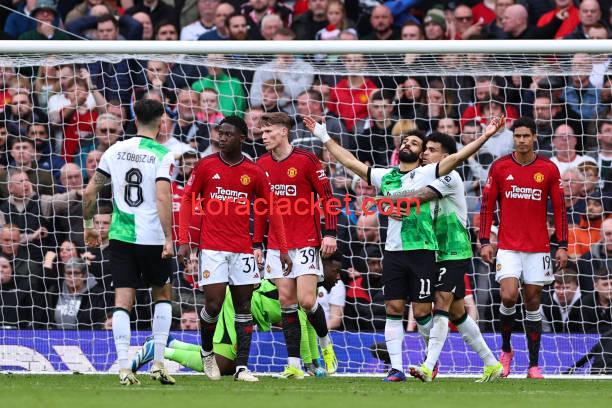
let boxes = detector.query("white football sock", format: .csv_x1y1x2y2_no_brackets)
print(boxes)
385,316,404,372
152,301,172,363
113,308,131,370
424,312,449,372
456,314,497,366
416,316,434,348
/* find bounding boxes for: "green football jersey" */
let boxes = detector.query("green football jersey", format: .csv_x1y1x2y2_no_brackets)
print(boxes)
368,164,438,251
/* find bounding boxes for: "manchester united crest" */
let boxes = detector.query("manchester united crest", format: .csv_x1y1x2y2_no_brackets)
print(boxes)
534,172,545,183
287,167,298,178
496,264,502,272
266,264,271,274
240,174,251,185
203,270,210,279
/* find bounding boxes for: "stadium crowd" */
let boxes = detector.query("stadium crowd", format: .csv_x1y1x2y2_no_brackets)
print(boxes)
0,0,611,340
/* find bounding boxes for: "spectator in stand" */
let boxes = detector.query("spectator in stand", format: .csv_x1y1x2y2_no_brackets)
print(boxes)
18,0,73,40
351,89,396,167
423,79,457,128
27,123,64,183
196,2,235,40
242,0,293,40
291,89,345,156
394,77,427,129
537,0,580,39
221,12,251,40
578,161,601,197
0,254,39,328
581,268,612,334
551,124,597,175
483,0,513,39
154,19,179,40
594,119,612,189
5,91,47,137
0,224,44,292
478,98,514,157
568,189,610,259
0,66,14,112
0,139,55,199
0,123,10,168
451,3,485,40
292,0,328,40
362,5,398,40
563,53,602,121
4,0,61,39
180,307,200,330
75,113,122,171
49,257,107,329
42,239,79,291
172,250,205,312
472,0,497,24
436,117,460,140
181,0,219,40
318,254,345,330
564,0,601,39
84,149,103,183
578,218,612,293
47,65,95,122
502,3,566,39
562,167,587,226
191,55,245,117
131,11,154,40
241,106,267,159
315,0,352,41
250,29,314,113
327,53,377,132
49,77,105,162
259,79,285,113
66,0,120,23
67,10,143,40
126,0,178,28
197,88,224,124
586,24,611,89
157,112,194,157
460,76,518,129
172,88,204,145
532,90,582,154
423,6,446,40
86,209,113,288
260,14,283,40
542,265,584,333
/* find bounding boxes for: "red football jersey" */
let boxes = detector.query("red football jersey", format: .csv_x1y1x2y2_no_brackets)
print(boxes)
178,153,287,254
479,154,568,253
172,181,201,244
257,148,337,250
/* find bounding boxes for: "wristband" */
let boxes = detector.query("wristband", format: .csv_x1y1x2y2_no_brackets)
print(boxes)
313,122,331,144
84,219,94,229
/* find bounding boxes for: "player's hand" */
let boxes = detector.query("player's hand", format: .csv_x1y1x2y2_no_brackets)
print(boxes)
280,252,293,275
253,248,264,271
85,228,100,247
320,236,337,258
177,244,191,265
479,244,495,264
483,115,505,139
162,239,174,259
555,248,568,269
303,116,331,143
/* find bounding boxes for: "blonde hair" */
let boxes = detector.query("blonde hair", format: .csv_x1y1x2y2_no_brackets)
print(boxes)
392,119,418,137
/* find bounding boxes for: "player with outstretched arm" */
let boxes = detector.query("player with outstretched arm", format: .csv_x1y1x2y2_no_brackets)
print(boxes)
303,115,505,381
257,112,339,379
177,116,292,382
83,99,176,386
479,117,568,379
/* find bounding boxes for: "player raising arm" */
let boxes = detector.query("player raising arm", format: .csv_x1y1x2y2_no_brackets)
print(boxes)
257,112,338,379
304,115,504,382
479,117,568,379
83,99,176,386
176,116,292,382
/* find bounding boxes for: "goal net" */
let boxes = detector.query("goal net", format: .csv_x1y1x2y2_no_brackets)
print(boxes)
0,40,611,376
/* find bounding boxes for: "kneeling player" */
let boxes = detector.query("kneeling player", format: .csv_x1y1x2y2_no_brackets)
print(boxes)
257,113,338,379
131,281,326,376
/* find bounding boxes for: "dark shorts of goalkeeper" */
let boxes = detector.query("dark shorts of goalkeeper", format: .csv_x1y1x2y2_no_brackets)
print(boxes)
109,239,172,288
382,249,436,303
435,259,470,299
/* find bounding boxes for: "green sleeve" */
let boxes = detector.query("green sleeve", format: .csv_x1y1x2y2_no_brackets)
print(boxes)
232,79,246,117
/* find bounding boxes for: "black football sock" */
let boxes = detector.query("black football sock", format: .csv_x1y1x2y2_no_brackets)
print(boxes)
525,310,542,368
499,304,516,353
199,306,218,353
235,313,254,368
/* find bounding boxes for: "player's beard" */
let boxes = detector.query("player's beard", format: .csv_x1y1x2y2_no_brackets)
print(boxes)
398,149,420,164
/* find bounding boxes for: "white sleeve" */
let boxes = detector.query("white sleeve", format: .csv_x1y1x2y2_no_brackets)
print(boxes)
428,171,461,199
329,281,346,308
97,148,112,178
156,152,174,182
367,167,392,189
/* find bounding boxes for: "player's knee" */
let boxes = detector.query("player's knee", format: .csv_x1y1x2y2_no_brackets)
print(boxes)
500,293,517,308
203,301,222,318
298,295,316,311
233,301,251,315
385,302,404,316
434,292,453,312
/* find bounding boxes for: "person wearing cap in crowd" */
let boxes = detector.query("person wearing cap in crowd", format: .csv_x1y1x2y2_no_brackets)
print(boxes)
18,0,74,40
4,0,61,39
423,6,446,40
49,257,108,329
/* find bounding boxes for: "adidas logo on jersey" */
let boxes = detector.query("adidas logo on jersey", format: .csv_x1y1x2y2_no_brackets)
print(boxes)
506,174,514,181
212,173,221,180
309,264,316,270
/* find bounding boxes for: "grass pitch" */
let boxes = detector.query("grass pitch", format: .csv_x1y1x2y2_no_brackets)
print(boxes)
3,374,612,408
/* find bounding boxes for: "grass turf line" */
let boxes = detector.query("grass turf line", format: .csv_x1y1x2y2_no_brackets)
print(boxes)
2,375,612,408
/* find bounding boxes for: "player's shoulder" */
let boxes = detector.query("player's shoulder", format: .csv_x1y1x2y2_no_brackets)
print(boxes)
489,154,515,173
256,151,273,165
193,153,220,172
292,147,320,165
